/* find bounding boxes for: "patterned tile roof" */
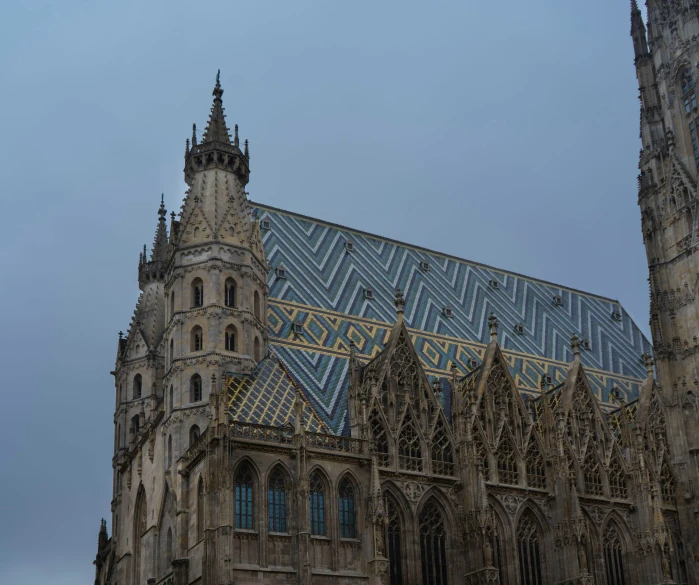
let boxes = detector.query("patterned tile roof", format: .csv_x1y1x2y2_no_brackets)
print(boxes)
252,203,652,436
226,353,328,433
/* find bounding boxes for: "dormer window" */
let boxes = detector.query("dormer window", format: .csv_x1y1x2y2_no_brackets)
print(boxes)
261,219,271,230
364,287,374,300
345,241,354,253
420,261,430,272
276,267,287,279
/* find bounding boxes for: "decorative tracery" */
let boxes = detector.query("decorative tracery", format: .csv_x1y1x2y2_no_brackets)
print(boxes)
419,500,448,585
369,407,390,467
609,456,628,499
473,429,490,477
390,331,421,393
583,454,603,496
526,443,547,489
497,437,518,485
603,524,626,585
386,497,403,585
517,512,543,585
398,414,423,471
431,424,454,476
660,462,677,506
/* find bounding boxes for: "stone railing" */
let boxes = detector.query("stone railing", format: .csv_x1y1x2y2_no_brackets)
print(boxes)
230,422,294,445
307,432,362,454
464,567,500,585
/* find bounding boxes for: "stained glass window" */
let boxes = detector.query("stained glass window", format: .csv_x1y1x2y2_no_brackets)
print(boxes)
235,464,254,529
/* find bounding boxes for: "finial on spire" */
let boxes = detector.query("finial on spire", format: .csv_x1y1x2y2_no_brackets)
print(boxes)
192,123,197,147
394,288,405,318
185,137,190,157
118,331,123,340
213,69,223,100
571,334,581,358
244,139,249,158
488,313,498,340
216,69,220,86
159,194,166,218
234,124,239,147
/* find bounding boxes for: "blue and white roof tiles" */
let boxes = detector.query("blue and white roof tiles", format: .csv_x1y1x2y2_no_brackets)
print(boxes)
250,203,651,436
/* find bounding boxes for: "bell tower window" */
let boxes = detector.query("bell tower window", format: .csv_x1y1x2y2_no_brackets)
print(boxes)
225,325,237,351
191,278,204,308
225,278,236,307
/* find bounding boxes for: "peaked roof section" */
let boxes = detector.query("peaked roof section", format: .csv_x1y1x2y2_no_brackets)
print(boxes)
255,203,651,378
122,285,166,355
226,353,328,433
202,71,232,145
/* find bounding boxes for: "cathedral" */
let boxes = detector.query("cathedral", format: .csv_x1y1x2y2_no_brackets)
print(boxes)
93,3,699,584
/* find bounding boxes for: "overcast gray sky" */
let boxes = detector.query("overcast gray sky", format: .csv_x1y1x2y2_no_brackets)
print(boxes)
0,1,645,582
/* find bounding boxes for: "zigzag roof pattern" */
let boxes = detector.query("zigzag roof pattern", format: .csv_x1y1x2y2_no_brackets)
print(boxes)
255,203,651,376
250,203,651,436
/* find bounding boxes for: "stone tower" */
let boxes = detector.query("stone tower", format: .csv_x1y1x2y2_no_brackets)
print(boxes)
107,73,269,585
633,0,699,574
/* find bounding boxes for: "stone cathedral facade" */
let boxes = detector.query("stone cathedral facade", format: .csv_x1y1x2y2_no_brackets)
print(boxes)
93,3,699,582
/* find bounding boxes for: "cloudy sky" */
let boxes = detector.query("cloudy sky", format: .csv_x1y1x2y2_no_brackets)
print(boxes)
0,1,645,582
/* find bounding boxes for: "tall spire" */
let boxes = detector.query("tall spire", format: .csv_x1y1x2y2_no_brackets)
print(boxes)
150,194,168,264
202,70,232,145
184,71,249,187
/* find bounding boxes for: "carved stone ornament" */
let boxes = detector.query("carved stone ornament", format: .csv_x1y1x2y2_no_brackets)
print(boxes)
498,493,522,516
588,506,607,524
403,481,424,503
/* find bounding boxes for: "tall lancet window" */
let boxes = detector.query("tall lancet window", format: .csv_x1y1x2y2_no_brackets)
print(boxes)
191,278,204,308
609,456,628,499
197,478,205,541
419,500,448,585
309,473,326,536
497,437,518,485
268,469,287,533
338,477,356,538
386,497,403,585
517,512,543,585
225,325,237,351
369,408,390,467
431,425,454,476
224,278,236,307
583,454,603,496
603,525,627,585
234,464,254,530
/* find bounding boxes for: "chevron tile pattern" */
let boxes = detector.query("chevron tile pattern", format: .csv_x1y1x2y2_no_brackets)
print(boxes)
255,205,651,377
251,203,651,436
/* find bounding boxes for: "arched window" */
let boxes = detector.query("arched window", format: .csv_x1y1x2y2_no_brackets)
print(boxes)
268,469,287,533
660,461,676,506
583,454,603,496
224,278,236,307
253,290,261,320
517,511,543,585
609,457,628,499
165,527,173,567
419,500,448,585
191,278,204,307
338,477,356,538
603,524,627,585
189,424,200,446
682,69,696,111
169,385,173,412
526,443,546,489
167,434,173,468
431,426,454,476
235,463,254,529
386,497,403,585
197,478,205,541
398,416,422,471
169,338,174,366
133,374,142,399
497,438,518,485
170,290,175,319
369,408,390,467
309,472,326,536
191,325,203,352
190,374,202,403
254,337,261,362
131,414,140,436
225,325,237,351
